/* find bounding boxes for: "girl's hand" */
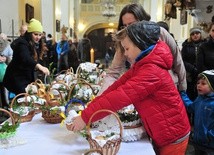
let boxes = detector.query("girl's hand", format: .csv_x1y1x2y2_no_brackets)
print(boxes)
36,64,50,75
69,116,86,132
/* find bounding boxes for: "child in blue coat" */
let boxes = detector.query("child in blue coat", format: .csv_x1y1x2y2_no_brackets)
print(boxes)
181,70,214,155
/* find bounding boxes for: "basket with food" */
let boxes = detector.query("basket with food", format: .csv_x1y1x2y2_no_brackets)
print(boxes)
9,93,35,123
0,108,19,140
64,98,85,130
67,80,96,105
41,88,65,124
86,109,123,155
54,68,75,85
76,62,104,85
117,105,145,142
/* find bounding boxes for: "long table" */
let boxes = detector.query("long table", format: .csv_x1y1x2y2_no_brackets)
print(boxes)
1,113,156,155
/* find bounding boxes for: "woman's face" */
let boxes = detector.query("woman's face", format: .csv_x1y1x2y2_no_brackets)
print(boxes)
32,32,42,43
121,36,141,65
197,78,212,95
122,13,138,27
209,25,214,39
190,32,201,42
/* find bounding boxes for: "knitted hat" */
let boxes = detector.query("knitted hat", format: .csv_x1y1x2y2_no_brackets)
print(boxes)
190,27,201,35
126,20,160,51
200,70,214,91
28,18,43,33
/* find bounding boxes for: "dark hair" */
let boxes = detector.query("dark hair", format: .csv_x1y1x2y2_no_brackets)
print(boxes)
208,22,214,32
47,34,52,38
117,3,151,30
157,21,169,32
23,32,38,61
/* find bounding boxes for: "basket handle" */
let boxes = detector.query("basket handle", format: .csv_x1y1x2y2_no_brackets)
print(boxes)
64,98,85,116
0,108,15,125
86,109,123,140
10,93,34,110
49,81,70,91
67,80,96,100
83,149,103,155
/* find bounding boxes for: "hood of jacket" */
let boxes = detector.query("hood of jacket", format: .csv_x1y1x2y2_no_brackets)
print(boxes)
135,41,173,71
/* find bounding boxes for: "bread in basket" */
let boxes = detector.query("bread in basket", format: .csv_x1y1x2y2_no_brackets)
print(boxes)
9,93,35,123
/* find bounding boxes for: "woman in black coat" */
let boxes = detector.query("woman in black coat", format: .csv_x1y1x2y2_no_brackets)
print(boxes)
197,23,214,73
3,19,49,95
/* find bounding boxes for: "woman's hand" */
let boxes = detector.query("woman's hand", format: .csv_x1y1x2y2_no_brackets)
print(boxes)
36,64,50,75
68,115,86,132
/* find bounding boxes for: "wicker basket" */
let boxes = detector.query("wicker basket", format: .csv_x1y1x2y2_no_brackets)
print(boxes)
41,88,64,124
55,69,75,84
10,93,35,123
67,80,96,104
0,108,18,139
86,109,123,155
64,98,85,130
49,81,70,103
42,109,63,124
84,149,103,155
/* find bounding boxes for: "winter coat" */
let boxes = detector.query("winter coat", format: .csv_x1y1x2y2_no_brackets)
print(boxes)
181,39,204,79
56,40,69,59
197,37,214,73
181,91,214,149
3,38,37,94
98,27,187,95
81,41,190,147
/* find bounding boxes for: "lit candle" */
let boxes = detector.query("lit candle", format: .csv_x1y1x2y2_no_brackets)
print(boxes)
90,48,94,63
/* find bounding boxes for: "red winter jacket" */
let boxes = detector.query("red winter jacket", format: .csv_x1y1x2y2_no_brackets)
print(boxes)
81,41,190,147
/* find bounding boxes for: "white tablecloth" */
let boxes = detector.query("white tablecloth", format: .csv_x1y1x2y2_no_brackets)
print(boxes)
1,113,156,155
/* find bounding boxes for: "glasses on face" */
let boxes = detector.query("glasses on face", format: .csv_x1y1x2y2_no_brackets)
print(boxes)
191,32,200,36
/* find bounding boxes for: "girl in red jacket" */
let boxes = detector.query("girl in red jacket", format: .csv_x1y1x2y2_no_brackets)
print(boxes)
68,20,190,155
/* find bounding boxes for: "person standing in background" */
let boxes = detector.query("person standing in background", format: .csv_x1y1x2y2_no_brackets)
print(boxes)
77,34,91,62
19,24,28,37
98,3,187,95
197,22,214,73
3,18,50,95
0,34,13,108
56,34,69,72
181,27,205,101
67,39,79,73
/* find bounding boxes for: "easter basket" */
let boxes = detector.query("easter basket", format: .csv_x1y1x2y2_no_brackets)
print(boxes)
76,62,105,85
67,80,96,104
64,98,86,130
9,93,35,123
83,149,103,155
86,109,123,155
41,88,65,124
55,68,75,85
41,107,64,124
0,108,19,140
117,105,145,142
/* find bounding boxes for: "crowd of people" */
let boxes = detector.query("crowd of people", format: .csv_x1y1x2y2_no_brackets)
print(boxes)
0,2,214,155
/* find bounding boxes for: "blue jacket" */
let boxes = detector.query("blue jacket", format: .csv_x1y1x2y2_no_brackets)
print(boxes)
56,41,69,59
181,91,214,149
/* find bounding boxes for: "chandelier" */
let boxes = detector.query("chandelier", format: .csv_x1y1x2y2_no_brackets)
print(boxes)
102,0,116,18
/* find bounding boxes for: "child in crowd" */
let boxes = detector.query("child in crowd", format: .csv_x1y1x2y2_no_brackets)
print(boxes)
181,70,214,155
67,20,190,155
